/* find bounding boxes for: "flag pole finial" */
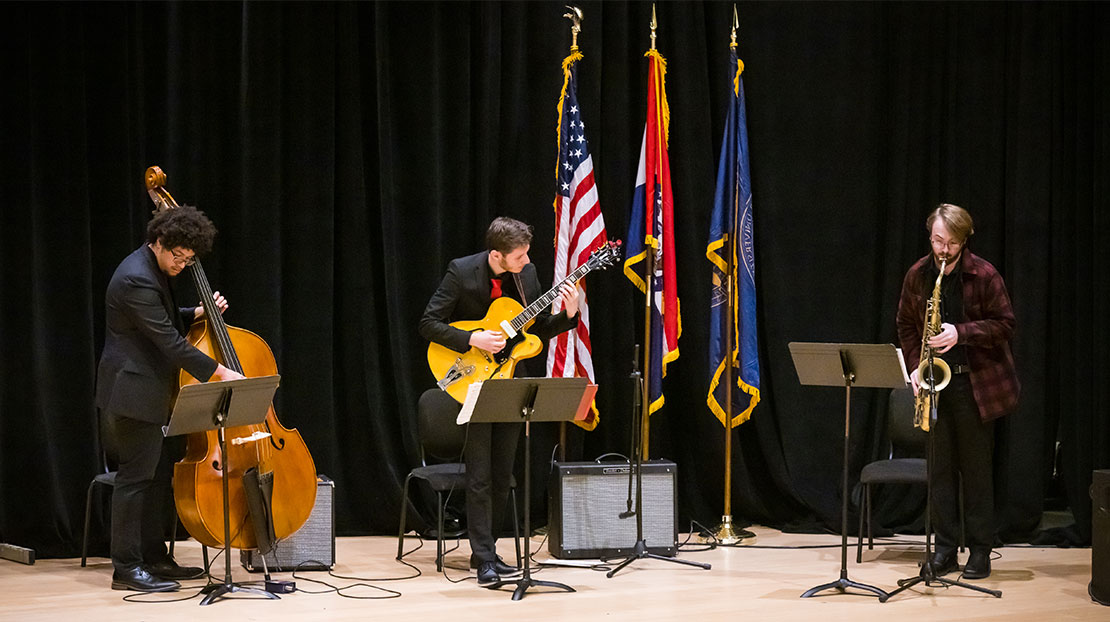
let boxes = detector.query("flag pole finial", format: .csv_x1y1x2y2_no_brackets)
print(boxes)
563,6,583,52
650,4,658,50
730,5,739,48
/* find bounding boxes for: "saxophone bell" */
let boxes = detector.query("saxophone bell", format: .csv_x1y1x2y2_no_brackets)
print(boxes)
911,357,951,393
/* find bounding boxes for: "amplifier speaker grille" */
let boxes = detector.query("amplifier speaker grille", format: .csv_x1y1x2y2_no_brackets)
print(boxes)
241,475,335,572
547,460,677,559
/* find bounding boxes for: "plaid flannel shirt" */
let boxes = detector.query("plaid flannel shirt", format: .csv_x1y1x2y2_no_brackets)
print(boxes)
896,250,1020,422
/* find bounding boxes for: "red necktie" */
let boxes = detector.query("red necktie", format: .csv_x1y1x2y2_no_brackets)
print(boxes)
490,278,502,300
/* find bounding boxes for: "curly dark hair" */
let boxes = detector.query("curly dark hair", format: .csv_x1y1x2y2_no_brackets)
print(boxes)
146,205,217,255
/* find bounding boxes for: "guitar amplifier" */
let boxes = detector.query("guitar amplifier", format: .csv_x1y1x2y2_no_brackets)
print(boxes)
241,476,335,572
547,460,677,559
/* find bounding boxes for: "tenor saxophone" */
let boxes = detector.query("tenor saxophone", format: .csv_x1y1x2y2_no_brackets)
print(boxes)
911,258,951,430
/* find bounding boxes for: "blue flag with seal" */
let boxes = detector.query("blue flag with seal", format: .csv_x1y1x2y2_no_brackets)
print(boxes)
707,45,759,428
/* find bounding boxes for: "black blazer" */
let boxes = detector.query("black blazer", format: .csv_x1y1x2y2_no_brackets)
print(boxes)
95,245,218,424
419,251,577,369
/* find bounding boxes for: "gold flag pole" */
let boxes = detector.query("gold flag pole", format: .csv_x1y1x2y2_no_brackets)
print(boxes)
639,3,659,461
557,5,584,464
713,4,755,545
605,7,711,579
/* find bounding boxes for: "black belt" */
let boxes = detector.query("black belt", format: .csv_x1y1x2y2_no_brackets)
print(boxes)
949,363,970,375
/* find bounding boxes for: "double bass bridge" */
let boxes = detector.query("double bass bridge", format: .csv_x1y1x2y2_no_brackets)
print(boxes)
231,430,272,446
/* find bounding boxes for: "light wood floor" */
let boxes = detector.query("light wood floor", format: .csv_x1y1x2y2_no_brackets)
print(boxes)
1,526,1104,621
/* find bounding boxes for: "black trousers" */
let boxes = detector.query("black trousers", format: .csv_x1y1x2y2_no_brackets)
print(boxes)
464,421,521,563
930,374,995,553
107,412,181,572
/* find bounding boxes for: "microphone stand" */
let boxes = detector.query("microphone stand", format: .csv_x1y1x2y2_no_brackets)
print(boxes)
619,346,642,523
606,345,711,578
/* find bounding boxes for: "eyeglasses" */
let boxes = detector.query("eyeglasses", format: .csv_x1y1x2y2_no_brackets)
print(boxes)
169,248,197,266
930,236,962,251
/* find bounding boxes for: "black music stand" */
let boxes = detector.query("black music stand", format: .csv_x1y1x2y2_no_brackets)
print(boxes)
789,342,906,600
460,377,590,601
164,375,281,606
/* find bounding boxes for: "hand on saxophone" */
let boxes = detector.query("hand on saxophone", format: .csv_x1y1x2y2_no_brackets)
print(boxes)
927,322,959,353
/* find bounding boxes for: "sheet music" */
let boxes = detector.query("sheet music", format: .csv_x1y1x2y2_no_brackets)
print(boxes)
575,383,599,420
456,381,484,425
895,347,911,385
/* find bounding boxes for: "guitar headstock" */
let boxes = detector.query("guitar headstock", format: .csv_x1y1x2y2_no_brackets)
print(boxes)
586,240,622,271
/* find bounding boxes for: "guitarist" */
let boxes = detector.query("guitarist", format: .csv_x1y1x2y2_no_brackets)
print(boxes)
419,216,579,587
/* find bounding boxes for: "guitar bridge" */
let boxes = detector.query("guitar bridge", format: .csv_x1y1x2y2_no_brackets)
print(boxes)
437,358,474,390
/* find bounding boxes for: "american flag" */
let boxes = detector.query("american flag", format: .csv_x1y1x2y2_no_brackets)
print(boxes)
547,51,607,431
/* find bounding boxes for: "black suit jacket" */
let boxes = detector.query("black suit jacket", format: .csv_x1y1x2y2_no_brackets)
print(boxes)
95,245,218,424
419,251,577,376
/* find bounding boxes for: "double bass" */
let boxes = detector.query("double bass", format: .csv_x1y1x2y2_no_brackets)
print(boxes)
145,166,317,550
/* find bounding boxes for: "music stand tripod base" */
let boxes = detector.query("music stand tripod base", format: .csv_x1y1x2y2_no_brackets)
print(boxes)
801,573,888,600
200,582,278,605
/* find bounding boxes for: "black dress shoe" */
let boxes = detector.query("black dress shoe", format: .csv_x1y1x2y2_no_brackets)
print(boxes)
112,566,181,592
147,558,205,580
490,559,521,577
920,549,958,578
469,556,521,578
962,549,991,579
476,561,501,588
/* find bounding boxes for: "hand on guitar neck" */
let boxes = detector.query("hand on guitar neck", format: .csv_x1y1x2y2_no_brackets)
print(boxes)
556,281,580,318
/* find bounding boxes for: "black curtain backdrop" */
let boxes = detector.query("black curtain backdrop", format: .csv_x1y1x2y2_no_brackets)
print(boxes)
2,1,1107,558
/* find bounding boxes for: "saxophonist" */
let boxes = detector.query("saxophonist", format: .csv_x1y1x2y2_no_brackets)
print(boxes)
896,203,1019,580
